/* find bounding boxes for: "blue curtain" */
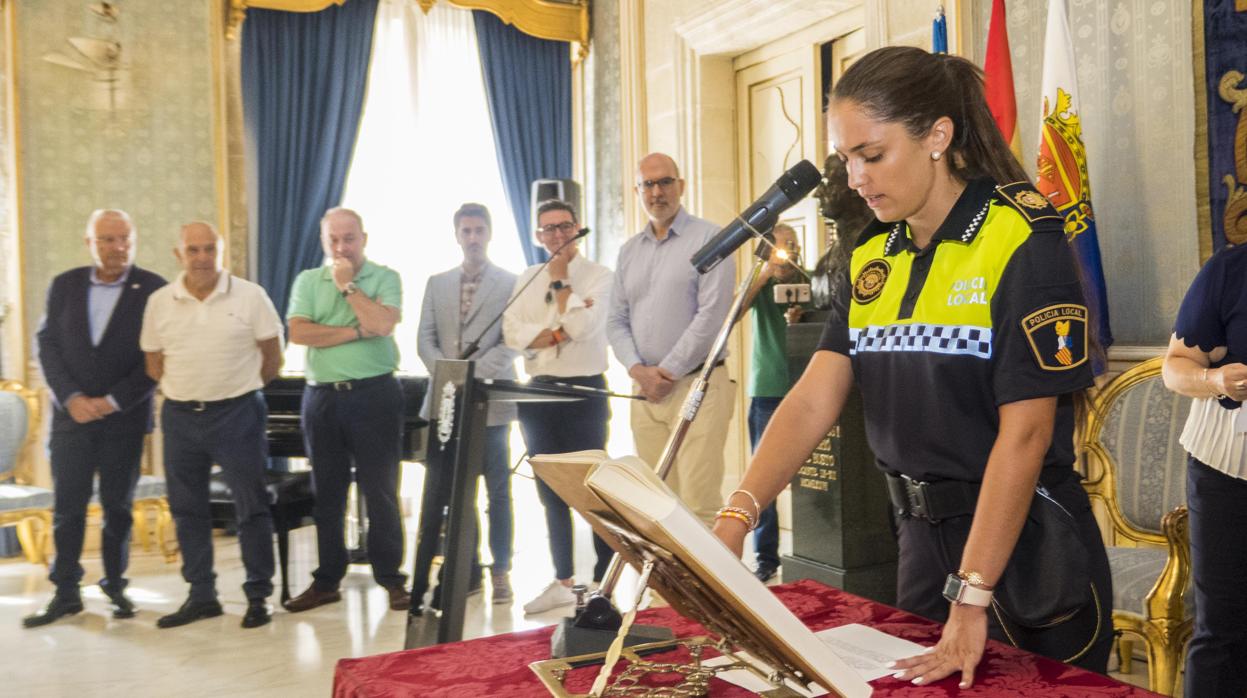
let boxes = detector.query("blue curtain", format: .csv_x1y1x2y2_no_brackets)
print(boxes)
472,11,571,265
242,0,378,318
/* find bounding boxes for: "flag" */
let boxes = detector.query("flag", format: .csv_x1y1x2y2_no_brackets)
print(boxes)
1036,0,1113,364
983,0,1020,158
932,5,947,54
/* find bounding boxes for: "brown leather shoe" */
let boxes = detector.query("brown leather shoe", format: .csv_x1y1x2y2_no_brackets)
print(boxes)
385,585,411,611
283,584,341,613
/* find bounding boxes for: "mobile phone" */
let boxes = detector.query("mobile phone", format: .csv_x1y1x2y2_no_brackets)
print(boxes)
773,283,811,304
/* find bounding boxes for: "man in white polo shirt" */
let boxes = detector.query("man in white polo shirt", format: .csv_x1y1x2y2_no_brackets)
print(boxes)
140,222,284,630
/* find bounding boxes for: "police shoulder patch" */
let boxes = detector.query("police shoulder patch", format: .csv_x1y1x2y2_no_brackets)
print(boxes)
995,181,1063,227
1021,303,1088,371
852,258,890,305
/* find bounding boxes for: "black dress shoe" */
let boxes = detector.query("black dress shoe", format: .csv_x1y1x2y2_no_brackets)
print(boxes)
22,594,84,628
753,563,779,583
156,598,224,629
101,586,136,619
241,600,271,629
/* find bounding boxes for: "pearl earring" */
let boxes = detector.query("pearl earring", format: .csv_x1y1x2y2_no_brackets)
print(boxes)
931,151,942,161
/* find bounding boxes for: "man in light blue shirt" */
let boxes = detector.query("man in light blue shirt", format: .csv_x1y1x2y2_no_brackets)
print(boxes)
607,153,735,521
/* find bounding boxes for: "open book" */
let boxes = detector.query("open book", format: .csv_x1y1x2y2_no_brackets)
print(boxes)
529,451,871,698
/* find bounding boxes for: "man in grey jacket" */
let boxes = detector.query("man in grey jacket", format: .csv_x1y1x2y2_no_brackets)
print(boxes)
416,203,519,606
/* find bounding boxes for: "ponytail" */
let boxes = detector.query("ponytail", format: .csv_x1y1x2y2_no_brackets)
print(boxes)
832,46,1028,185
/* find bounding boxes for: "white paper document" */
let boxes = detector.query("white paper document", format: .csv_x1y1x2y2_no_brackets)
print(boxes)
707,623,930,695
1235,406,1247,433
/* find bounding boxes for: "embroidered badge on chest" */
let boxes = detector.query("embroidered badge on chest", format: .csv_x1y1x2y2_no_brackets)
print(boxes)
852,259,891,305
1021,303,1089,370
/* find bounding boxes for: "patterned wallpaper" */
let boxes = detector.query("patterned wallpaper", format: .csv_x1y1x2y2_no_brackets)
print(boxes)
972,0,1200,346
588,0,626,265
15,0,217,374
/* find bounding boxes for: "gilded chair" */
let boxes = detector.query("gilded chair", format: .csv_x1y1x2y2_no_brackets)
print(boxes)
0,381,53,565
1080,357,1193,696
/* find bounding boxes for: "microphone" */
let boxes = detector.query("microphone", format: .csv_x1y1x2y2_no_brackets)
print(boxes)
457,227,590,360
690,159,822,273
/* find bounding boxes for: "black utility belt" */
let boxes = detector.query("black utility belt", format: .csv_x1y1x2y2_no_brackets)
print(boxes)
685,359,726,377
885,473,979,523
307,372,394,392
165,391,256,413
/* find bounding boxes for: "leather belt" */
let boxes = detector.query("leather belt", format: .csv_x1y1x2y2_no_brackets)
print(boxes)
307,372,394,392
685,359,726,377
885,473,979,523
166,391,255,413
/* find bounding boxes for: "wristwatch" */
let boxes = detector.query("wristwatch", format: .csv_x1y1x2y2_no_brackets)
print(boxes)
341,282,359,297
942,572,993,607
549,279,568,291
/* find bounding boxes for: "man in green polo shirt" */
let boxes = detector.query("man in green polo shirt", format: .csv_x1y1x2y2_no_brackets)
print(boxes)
741,223,807,583
283,207,411,613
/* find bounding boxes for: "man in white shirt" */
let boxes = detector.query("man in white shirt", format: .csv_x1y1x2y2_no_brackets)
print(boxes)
503,199,615,614
140,222,284,630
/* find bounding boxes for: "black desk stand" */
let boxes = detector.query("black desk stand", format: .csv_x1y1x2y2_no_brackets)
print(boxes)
404,360,584,648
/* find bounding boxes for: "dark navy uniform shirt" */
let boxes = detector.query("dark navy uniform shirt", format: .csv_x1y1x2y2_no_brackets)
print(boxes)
817,177,1094,484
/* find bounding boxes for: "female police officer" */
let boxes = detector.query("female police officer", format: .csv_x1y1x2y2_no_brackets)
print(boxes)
713,46,1112,688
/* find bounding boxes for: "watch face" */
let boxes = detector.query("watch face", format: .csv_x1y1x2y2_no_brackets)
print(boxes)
941,574,963,604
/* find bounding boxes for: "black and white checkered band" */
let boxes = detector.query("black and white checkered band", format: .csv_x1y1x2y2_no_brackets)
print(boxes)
849,323,993,359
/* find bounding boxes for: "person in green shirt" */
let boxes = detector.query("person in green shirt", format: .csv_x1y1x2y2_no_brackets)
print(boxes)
283,207,411,614
741,223,806,583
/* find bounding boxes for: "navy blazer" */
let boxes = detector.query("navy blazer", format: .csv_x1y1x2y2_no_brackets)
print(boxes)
36,265,167,435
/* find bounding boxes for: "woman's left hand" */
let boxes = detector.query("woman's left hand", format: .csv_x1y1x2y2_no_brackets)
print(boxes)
889,603,988,688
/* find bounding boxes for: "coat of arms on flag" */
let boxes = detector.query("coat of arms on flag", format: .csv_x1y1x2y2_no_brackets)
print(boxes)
1035,0,1113,362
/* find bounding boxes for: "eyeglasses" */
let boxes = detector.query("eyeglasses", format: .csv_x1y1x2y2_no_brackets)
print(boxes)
636,177,677,191
538,221,578,235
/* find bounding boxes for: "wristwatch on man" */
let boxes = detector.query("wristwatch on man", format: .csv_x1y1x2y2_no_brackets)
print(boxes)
549,279,568,291
942,572,993,607
341,281,359,297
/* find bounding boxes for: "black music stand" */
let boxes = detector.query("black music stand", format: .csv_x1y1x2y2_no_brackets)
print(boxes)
405,359,589,648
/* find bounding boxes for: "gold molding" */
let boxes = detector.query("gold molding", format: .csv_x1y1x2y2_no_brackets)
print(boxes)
1192,0,1211,263
227,0,589,59
212,0,234,271
2,0,27,384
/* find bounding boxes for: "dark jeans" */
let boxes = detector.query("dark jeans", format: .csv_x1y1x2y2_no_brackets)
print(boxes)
1185,456,1247,697
48,425,145,596
163,392,274,602
893,476,1112,673
748,397,782,569
518,374,614,582
302,375,406,590
478,425,513,573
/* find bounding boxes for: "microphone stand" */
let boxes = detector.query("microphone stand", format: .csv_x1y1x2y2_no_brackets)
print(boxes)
457,227,589,360
551,218,784,659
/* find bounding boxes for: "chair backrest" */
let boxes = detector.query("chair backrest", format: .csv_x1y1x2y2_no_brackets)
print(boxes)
0,382,40,484
1088,358,1190,536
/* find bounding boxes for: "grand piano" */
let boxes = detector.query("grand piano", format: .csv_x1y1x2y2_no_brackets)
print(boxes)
208,374,429,603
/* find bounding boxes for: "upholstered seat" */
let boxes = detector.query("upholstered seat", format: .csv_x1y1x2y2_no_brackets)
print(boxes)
89,472,177,563
0,382,53,565
1081,357,1193,696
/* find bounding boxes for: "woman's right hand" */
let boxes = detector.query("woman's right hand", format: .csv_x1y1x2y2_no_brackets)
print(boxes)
1210,362,1247,401
712,516,749,558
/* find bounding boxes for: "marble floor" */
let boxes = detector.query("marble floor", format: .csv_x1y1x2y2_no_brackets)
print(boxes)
2,458,1160,697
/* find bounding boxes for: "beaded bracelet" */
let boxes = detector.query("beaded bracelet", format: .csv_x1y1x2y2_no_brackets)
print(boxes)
727,488,761,518
715,507,756,532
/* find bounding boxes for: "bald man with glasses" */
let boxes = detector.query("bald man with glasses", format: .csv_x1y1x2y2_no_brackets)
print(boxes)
607,153,736,522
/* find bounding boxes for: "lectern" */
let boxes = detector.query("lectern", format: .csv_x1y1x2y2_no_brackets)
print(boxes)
781,313,898,604
404,359,597,648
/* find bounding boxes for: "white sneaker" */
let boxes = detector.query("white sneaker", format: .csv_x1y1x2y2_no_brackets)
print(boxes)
523,581,576,615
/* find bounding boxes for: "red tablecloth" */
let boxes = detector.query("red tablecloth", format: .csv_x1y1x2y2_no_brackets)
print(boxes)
334,579,1159,697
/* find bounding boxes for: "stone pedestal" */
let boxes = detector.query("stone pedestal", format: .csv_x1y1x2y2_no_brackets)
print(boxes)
781,315,897,605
